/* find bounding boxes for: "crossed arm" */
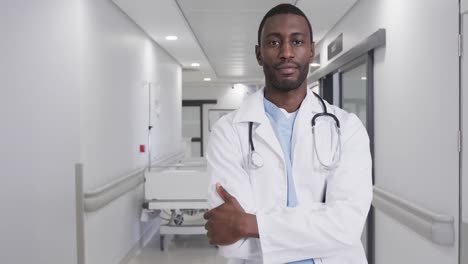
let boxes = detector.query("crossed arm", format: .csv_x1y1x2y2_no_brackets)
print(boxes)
204,183,258,245
204,114,372,263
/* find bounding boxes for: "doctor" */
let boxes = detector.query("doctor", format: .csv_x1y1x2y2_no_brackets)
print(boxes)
204,3,372,264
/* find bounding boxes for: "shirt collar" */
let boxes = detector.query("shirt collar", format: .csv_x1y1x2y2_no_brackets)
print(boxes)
263,97,297,123
232,87,323,124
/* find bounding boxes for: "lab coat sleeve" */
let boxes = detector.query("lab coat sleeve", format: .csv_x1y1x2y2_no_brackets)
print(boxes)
256,114,373,263
206,116,262,261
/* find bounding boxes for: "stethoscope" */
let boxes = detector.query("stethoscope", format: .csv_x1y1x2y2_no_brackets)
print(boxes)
248,92,342,170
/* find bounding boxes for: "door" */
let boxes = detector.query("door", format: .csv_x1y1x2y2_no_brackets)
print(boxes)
337,54,373,259
318,53,374,260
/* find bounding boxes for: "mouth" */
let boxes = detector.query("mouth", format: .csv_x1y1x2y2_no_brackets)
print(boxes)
277,67,297,75
275,63,299,75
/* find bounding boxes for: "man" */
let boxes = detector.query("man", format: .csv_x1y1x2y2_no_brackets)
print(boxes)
204,4,372,264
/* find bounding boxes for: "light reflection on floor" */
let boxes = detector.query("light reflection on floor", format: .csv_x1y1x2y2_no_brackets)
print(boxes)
128,234,228,264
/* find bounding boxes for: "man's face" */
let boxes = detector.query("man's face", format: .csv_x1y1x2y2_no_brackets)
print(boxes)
256,14,314,92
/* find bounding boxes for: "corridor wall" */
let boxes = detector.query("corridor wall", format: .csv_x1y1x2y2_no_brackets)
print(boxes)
81,0,182,263
314,0,459,263
0,1,182,263
0,1,82,263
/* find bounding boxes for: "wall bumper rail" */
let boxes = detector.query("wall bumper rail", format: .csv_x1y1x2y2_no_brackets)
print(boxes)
372,186,455,246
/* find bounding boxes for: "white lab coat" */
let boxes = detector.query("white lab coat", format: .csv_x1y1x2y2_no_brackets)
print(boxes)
206,88,372,264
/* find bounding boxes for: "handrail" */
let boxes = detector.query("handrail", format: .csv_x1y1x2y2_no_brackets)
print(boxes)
75,151,185,263
80,150,185,212
75,165,146,264
372,186,455,246
84,168,145,212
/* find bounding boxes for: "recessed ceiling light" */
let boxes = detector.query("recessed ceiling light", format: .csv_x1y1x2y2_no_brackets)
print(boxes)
191,63,200,67
310,63,320,67
361,77,367,80
203,78,211,81
165,36,178,40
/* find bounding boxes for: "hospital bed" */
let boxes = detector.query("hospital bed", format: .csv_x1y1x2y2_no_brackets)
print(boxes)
143,157,209,251
150,156,207,169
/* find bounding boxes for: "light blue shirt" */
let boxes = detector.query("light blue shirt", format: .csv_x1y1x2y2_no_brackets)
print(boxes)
264,98,314,264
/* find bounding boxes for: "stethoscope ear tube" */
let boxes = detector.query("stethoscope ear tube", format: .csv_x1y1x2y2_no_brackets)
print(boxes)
249,122,255,152
311,112,341,128
312,123,342,170
311,92,342,170
248,92,342,171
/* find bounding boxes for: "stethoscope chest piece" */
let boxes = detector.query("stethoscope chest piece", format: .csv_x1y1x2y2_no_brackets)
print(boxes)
248,122,264,169
250,151,264,168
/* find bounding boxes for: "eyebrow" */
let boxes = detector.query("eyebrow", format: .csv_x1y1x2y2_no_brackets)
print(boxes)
264,32,306,39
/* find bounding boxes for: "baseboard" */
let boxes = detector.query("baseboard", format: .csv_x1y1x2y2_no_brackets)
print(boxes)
119,218,161,264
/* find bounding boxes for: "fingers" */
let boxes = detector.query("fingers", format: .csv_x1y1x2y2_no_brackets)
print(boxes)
204,220,211,230
206,223,216,245
203,210,211,220
216,183,233,202
206,231,214,245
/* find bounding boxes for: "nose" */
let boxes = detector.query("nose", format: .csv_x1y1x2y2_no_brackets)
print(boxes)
279,42,294,59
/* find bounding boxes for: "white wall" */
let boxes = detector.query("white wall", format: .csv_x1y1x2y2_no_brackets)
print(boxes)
0,1,82,263
81,0,182,263
0,1,182,263
183,84,249,155
316,0,459,263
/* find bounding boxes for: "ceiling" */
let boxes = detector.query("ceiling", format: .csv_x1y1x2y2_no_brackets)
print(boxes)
113,0,358,87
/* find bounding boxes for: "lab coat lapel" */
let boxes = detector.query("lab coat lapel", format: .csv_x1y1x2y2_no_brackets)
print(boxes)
254,120,284,161
233,88,284,160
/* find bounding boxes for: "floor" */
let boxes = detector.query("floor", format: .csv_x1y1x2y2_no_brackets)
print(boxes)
127,234,228,264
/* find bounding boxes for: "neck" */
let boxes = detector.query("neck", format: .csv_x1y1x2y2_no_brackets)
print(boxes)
264,85,307,113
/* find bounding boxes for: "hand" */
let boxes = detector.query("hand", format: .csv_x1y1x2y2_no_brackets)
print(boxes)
203,183,247,245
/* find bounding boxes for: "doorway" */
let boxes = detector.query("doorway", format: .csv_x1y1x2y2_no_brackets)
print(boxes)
182,100,217,157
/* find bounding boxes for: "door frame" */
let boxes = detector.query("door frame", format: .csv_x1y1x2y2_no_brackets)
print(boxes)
459,1,467,262
182,100,217,157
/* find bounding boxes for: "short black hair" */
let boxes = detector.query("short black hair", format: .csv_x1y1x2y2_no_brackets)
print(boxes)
257,3,313,45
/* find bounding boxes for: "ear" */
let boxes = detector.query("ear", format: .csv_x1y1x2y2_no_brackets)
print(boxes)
309,42,315,64
255,45,263,66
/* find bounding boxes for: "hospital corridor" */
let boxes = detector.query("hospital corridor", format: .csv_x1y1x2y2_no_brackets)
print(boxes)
1,0,468,263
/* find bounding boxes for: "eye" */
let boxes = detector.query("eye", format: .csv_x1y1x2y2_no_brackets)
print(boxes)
269,40,280,47
292,39,304,46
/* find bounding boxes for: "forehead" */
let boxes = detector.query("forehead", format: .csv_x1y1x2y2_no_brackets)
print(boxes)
261,13,309,38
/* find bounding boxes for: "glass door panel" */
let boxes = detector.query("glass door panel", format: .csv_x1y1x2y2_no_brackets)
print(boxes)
182,106,201,157
340,60,369,254
341,63,368,127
